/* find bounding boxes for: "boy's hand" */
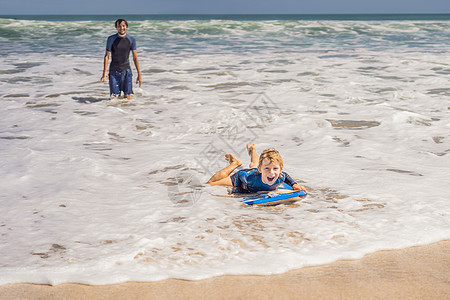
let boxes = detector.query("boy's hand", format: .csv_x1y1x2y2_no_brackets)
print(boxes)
292,184,306,192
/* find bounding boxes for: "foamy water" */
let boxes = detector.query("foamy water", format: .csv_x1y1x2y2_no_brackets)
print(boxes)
0,16,449,285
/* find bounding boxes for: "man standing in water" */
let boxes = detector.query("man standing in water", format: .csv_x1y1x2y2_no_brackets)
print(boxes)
100,19,142,99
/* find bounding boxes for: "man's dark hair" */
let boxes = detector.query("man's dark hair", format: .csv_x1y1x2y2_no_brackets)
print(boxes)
115,19,128,28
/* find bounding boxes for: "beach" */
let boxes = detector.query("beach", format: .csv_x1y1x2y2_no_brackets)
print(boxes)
1,240,448,299
1,15,449,290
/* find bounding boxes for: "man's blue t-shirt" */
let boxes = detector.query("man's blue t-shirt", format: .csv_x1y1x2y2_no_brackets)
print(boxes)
106,34,137,72
231,168,297,193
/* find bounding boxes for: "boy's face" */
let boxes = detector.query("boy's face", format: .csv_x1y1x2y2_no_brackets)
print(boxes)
259,158,282,185
116,21,128,36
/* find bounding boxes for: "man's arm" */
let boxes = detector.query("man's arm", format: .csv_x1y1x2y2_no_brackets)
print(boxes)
132,49,142,87
100,50,110,82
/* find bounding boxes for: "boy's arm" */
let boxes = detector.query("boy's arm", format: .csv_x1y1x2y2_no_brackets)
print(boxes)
292,184,307,192
284,172,306,192
132,49,142,87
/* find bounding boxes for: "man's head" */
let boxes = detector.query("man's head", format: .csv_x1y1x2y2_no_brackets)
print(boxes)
115,19,128,36
257,149,283,185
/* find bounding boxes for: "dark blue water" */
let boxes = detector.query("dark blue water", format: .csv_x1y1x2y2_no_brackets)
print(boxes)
2,14,450,21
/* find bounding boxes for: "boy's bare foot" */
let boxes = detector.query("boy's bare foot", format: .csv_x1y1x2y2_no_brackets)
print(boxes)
246,143,256,156
225,153,242,167
247,143,259,169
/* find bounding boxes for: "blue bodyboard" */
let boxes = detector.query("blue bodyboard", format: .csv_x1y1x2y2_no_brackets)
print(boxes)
239,183,307,206
241,190,307,206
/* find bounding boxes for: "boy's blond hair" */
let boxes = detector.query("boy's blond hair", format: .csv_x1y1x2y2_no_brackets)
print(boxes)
258,149,283,171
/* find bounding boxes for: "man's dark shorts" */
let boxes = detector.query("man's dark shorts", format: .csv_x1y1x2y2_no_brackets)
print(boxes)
109,69,133,96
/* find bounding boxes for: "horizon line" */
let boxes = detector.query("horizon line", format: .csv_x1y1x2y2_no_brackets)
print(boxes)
2,13,450,15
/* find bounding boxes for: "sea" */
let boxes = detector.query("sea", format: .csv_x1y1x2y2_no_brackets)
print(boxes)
0,14,449,285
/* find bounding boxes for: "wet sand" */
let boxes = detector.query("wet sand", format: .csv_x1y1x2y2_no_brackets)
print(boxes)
1,240,448,300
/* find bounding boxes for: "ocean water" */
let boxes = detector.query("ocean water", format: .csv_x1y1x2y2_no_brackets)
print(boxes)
0,15,449,285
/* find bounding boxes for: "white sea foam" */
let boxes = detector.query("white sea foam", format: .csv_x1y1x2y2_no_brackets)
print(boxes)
0,18,449,285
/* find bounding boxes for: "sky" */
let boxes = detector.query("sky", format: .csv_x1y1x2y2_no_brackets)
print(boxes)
1,0,450,15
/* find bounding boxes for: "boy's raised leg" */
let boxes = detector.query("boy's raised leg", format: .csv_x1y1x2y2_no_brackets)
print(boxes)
207,154,242,186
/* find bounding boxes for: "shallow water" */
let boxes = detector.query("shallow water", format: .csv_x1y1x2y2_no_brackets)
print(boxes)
0,16,449,285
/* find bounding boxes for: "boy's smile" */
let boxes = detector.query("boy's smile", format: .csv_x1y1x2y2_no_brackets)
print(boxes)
259,158,281,185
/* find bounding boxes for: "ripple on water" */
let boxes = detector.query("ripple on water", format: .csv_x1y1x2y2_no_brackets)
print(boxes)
326,119,381,130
